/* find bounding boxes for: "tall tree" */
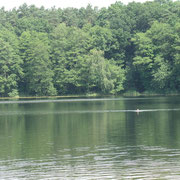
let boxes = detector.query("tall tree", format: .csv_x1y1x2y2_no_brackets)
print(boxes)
0,28,23,97
77,50,125,94
132,21,176,92
20,31,56,96
51,23,91,94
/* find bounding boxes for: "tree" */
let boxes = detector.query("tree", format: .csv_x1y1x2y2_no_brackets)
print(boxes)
170,23,180,91
0,28,23,97
51,23,91,94
0,1,179,96
132,21,176,92
96,2,133,65
89,25,113,52
132,32,154,92
20,31,56,96
146,22,176,91
77,50,125,94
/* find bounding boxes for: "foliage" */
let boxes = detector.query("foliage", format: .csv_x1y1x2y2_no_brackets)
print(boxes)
0,0,180,96
77,50,125,94
19,31,56,96
50,23,91,94
0,28,23,97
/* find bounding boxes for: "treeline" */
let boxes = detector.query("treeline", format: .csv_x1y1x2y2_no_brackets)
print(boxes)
0,0,180,97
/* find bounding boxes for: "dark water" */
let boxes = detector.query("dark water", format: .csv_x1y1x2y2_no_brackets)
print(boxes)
0,96,180,179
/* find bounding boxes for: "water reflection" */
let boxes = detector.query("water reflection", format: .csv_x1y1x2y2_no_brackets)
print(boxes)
0,96,180,179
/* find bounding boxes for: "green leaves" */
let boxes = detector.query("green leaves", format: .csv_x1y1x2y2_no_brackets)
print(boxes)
132,20,180,92
77,50,125,94
51,23,91,94
89,25,113,52
0,1,179,96
0,28,23,97
50,22,125,94
20,31,56,96
152,58,170,90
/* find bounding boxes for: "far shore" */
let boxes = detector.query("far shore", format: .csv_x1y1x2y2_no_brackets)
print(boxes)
0,92,180,100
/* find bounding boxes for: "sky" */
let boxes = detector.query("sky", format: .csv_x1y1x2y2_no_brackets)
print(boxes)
0,0,147,10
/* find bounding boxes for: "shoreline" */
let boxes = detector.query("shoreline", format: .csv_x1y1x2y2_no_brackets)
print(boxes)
0,92,180,100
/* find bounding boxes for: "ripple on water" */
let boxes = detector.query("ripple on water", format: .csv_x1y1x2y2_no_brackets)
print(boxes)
0,145,180,179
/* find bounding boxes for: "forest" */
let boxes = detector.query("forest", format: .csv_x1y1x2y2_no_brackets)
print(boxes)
0,0,180,97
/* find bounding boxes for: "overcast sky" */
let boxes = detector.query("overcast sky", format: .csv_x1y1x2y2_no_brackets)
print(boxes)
1,0,147,10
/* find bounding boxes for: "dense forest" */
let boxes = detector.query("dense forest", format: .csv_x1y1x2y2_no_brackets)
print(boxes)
0,0,180,97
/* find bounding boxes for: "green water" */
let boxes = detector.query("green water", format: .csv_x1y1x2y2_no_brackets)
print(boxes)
0,96,180,179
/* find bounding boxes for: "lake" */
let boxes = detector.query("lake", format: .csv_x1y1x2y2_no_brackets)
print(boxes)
0,96,180,179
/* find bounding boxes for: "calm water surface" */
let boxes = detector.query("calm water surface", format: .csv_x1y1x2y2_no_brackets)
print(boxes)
0,96,180,179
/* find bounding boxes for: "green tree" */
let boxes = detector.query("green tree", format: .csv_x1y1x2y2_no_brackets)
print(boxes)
0,29,23,97
77,50,125,94
97,2,133,65
132,32,154,92
20,31,56,96
132,21,176,92
89,25,113,52
51,23,91,94
0,1,179,96
171,23,180,91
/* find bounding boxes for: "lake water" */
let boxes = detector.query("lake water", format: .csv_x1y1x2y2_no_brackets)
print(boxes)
0,96,180,179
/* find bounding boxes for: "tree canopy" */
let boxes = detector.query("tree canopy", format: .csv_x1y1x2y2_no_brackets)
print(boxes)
0,0,180,96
